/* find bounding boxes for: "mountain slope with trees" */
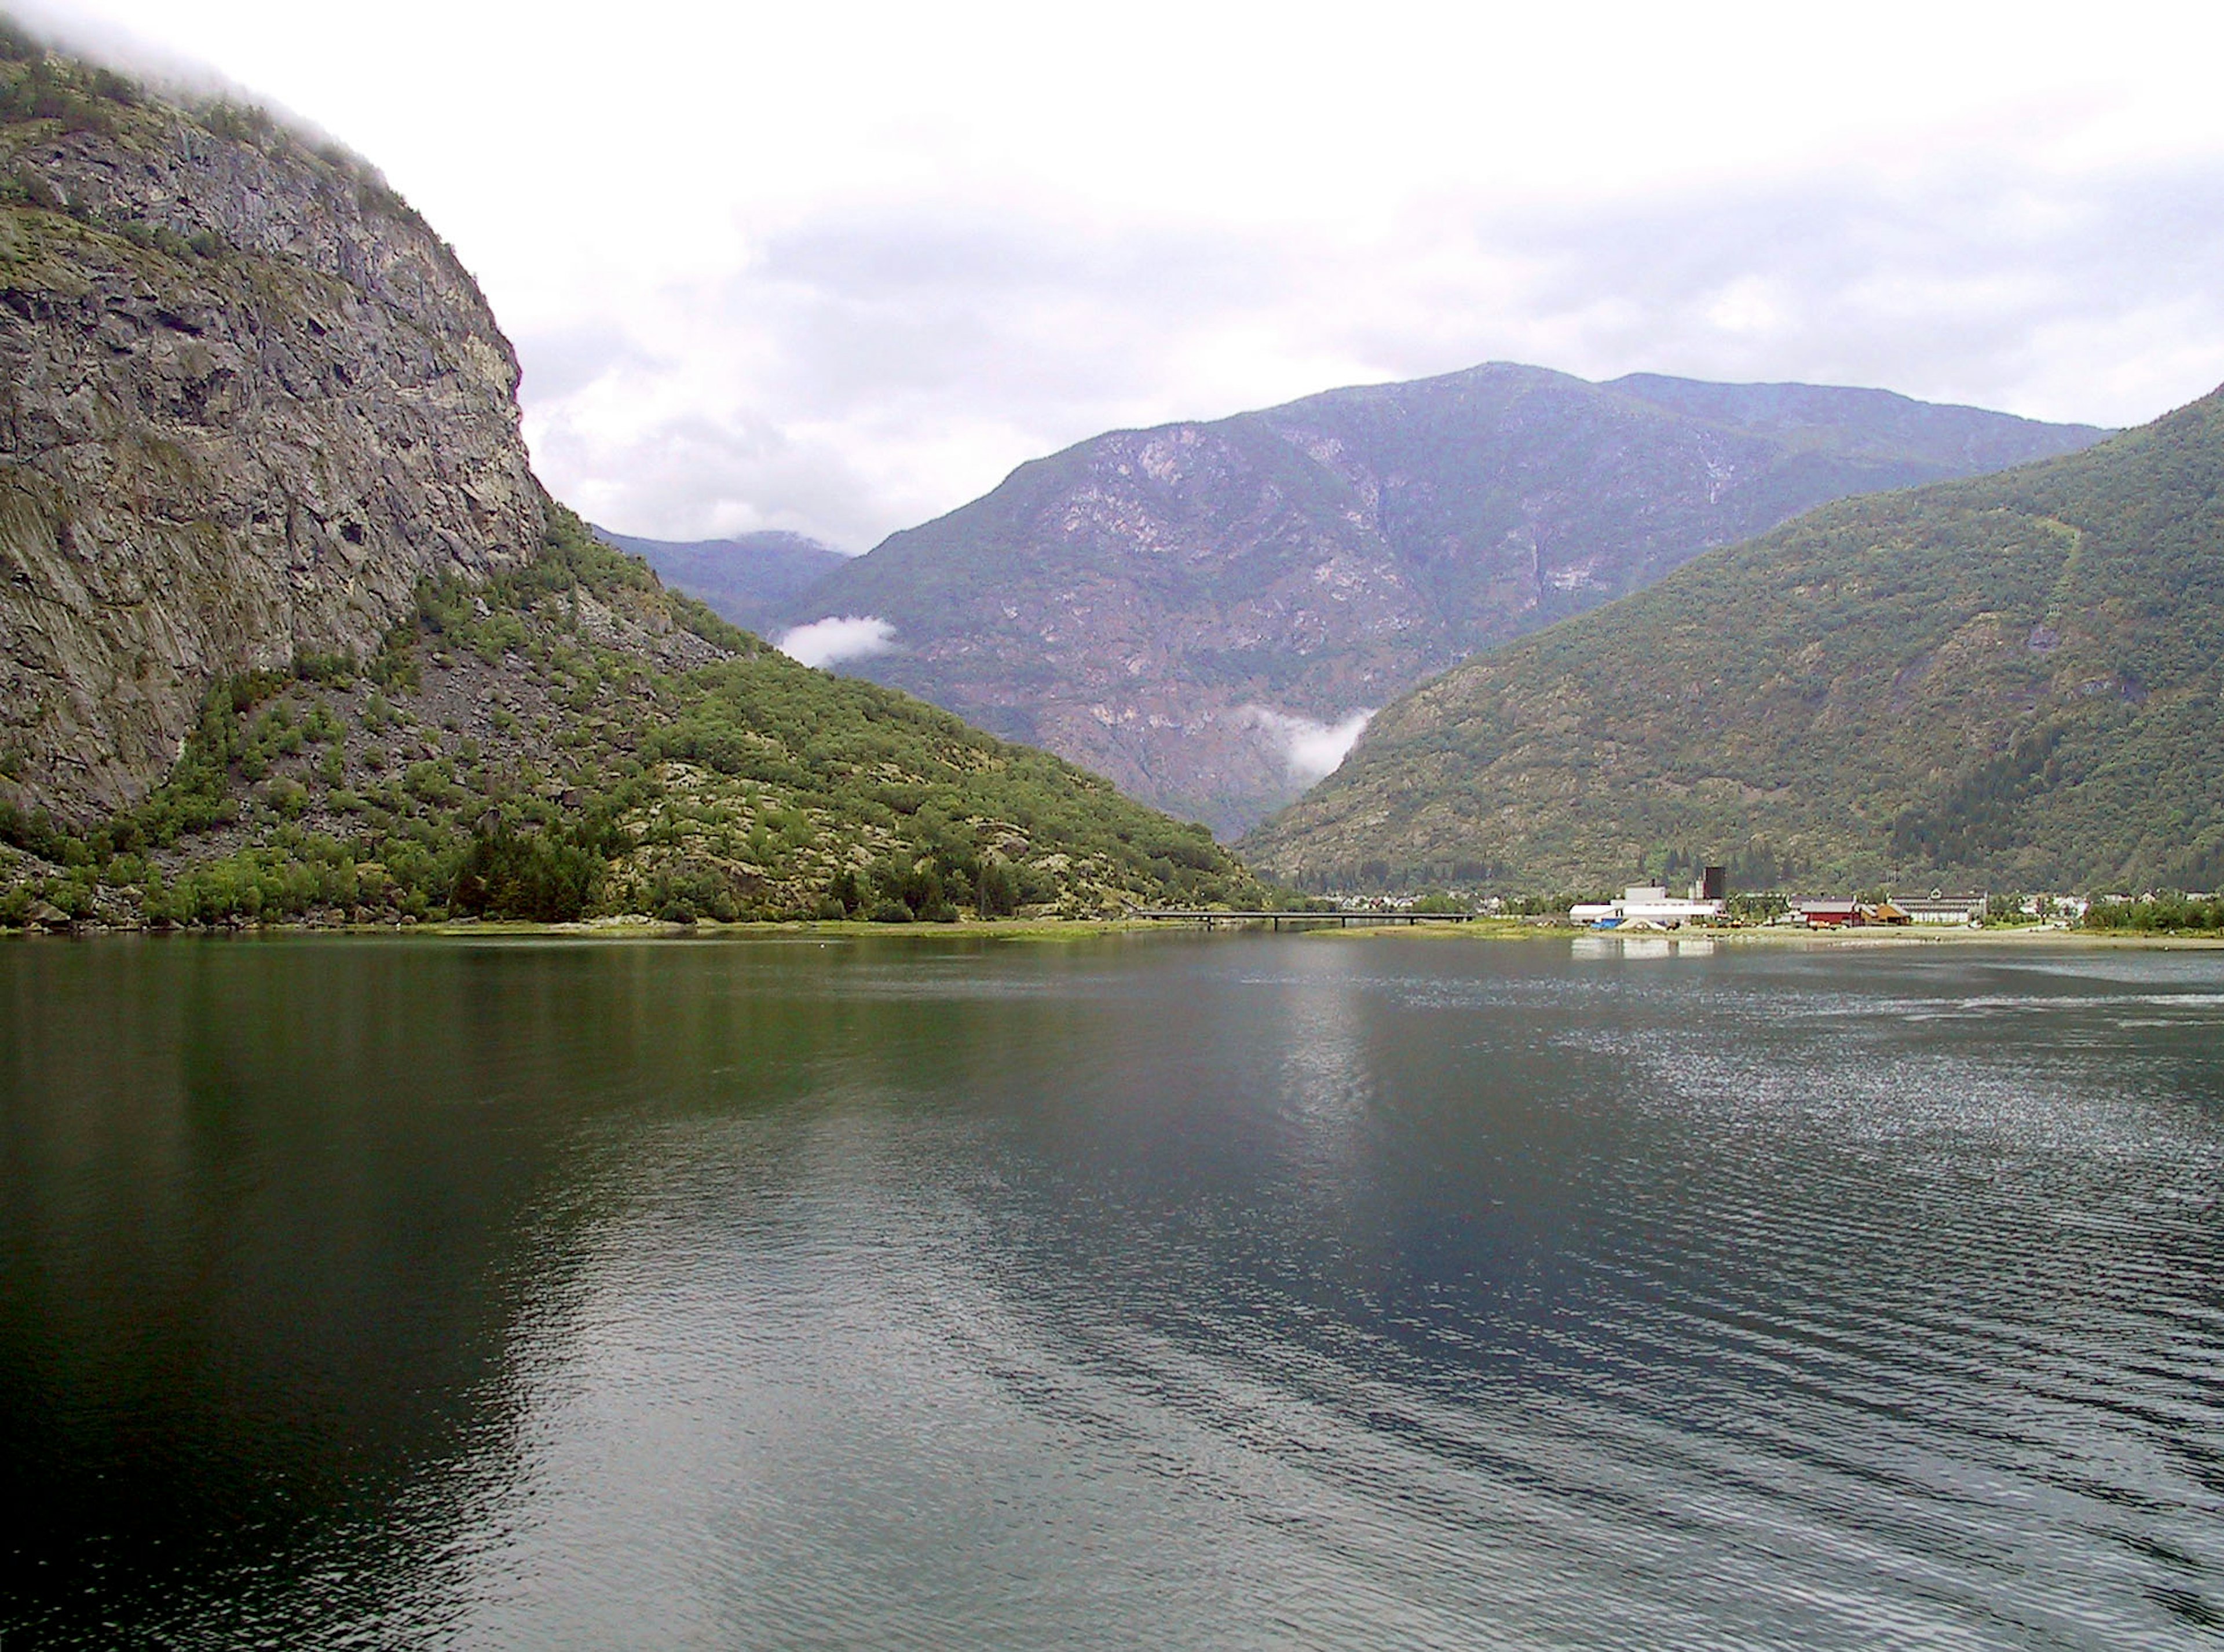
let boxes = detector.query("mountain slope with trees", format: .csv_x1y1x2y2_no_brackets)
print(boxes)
2,511,1263,927
788,364,2108,834
1242,386,2224,895
0,24,1261,926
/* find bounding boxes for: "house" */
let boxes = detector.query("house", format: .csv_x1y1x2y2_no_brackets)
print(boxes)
1894,892,1987,925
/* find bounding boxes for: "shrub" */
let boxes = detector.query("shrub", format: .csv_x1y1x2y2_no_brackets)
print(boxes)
976,858,1019,917
448,827,599,922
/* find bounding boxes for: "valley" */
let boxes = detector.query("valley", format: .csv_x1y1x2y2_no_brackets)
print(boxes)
770,365,2106,834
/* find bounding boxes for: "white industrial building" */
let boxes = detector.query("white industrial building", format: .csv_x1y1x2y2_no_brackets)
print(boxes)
1571,885,1726,929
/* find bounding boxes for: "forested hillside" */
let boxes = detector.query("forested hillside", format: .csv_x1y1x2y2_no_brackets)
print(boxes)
1245,387,2224,894
1,513,1263,926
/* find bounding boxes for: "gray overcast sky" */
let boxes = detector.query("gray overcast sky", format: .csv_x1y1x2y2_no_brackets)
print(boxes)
28,0,2224,548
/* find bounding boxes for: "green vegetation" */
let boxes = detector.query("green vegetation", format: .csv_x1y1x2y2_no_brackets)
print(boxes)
2083,894,2224,935
1247,387,2224,894
0,30,136,134
1725,892,1790,924
0,23,419,233
0,511,1264,929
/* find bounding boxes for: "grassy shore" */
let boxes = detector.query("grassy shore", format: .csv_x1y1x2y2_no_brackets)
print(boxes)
386,914,2224,949
376,914,1182,942
12,914,2222,948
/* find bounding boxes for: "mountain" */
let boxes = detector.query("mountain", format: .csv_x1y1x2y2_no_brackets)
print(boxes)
785,364,2110,834
0,30,1261,925
1242,386,2224,896
591,525,846,634
0,31,540,825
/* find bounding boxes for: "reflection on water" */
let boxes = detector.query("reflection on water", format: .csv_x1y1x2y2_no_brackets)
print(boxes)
1569,933,1718,961
3,934,2222,1647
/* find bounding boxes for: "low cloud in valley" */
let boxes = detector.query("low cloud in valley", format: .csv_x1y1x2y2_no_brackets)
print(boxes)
777,616,896,672
1243,708,1375,786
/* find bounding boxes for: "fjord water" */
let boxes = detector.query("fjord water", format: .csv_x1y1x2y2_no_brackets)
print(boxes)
2,936,2219,1648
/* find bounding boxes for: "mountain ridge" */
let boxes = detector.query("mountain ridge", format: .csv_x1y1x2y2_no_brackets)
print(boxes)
785,361,2109,834
591,526,847,635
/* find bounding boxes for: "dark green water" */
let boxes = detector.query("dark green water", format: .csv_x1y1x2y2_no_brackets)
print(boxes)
1,933,2219,1648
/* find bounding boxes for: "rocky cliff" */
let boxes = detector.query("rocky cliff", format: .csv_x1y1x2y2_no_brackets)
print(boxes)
0,45,540,825
787,365,2110,834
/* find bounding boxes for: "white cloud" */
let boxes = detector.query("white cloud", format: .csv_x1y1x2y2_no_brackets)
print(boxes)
776,616,895,672
1705,276,1790,338
1243,708,1374,785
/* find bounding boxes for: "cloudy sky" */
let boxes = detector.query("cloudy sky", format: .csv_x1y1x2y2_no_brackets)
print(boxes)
30,0,2224,549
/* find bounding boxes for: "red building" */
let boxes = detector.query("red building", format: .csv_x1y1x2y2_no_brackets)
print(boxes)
1794,900,1864,927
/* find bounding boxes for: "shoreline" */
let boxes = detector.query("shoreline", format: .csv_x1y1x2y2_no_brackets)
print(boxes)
6,915,2223,948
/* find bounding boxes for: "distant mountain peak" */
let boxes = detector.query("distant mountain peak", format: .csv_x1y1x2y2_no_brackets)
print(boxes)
590,526,848,636
781,364,2111,836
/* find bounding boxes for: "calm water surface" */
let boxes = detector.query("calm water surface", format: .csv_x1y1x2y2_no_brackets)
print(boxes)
1,933,2220,1648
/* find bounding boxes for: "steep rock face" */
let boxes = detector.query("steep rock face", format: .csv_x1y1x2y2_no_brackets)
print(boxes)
0,76,540,823
789,364,2109,834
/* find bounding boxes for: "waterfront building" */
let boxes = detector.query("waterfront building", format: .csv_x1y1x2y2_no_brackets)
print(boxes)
1572,885,1728,928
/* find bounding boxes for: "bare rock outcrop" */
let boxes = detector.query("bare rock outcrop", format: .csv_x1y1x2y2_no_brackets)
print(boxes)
0,72,540,823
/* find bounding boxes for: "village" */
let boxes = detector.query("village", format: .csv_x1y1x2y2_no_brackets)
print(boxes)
1321,870,2097,931
1567,879,2002,931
